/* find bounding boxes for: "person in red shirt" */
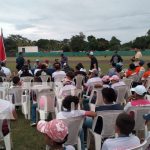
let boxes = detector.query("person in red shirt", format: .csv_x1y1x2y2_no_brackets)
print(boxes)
135,60,145,73
142,62,150,80
125,63,137,78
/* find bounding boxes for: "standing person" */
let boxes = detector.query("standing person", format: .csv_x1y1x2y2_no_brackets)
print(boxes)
60,53,68,67
134,48,142,59
16,52,25,71
110,51,123,65
87,52,98,70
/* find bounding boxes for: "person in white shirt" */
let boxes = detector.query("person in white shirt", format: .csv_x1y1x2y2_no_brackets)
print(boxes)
102,112,140,150
84,69,102,88
1,62,11,77
52,62,66,82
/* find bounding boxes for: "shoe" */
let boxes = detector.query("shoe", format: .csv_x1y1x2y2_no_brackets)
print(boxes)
30,122,37,126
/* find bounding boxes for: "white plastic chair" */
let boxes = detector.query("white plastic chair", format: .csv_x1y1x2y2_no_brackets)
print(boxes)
87,110,123,150
129,140,147,150
114,85,128,105
39,75,51,86
74,74,85,89
128,74,139,82
0,120,11,150
61,116,84,150
0,87,7,99
137,70,145,82
21,94,30,119
122,78,133,96
89,87,104,111
126,106,150,137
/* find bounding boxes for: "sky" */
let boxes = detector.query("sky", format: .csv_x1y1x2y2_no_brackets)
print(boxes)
0,0,150,43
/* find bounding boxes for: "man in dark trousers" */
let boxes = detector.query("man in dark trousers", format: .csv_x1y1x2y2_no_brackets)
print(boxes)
88,51,98,70
16,52,25,71
110,51,123,65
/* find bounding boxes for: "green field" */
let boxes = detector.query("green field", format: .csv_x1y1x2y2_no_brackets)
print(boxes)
6,56,150,149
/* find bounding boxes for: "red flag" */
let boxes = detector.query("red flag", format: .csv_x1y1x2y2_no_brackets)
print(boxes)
0,29,6,61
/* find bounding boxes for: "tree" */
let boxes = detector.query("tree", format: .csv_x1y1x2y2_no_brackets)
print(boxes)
70,32,86,51
36,39,50,50
87,35,98,50
97,38,109,51
147,29,150,36
132,36,147,49
109,36,121,50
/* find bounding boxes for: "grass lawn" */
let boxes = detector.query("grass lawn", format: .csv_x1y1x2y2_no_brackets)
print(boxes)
5,56,150,149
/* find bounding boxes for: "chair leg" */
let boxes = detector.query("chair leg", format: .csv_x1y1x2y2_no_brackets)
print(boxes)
4,133,11,150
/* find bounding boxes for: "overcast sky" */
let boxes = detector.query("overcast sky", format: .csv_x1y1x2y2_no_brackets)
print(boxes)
0,0,150,43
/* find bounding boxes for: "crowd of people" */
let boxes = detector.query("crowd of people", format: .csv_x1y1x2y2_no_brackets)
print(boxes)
0,49,150,150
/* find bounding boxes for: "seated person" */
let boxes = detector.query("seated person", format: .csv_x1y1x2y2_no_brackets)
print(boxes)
11,76,22,87
56,95,96,150
37,119,75,150
102,113,140,150
142,62,150,80
96,88,123,112
59,71,76,98
135,60,145,73
124,63,137,78
84,69,103,90
109,75,126,89
124,85,149,111
102,75,110,88
52,62,66,82
107,62,116,77
19,65,33,77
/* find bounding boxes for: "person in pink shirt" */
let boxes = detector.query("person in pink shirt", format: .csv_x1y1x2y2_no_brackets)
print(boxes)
124,85,149,111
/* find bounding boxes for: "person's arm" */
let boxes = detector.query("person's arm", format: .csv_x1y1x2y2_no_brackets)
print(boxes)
85,111,97,118
12,109,17,119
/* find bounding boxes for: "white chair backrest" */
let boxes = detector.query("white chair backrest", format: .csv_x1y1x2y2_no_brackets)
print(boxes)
8,86,22,106
38,90,56,112
39,75,51,82
61,116,84,145
137,70,145,82
128,74,139,82
122,78,133,89
21,76,33,89
126,106,150,131
74,74,85,89
0,87,7,99
54,74,66,82
129,140,147,150
93,110,123,138
89,87,104,105
114,85,128,104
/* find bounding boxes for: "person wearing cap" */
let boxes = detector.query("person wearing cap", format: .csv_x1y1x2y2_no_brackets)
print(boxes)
87,51,98,70
33,59,41,69
37,119,75,150
135,60,145,73
110,75,126,89
124,85,149,111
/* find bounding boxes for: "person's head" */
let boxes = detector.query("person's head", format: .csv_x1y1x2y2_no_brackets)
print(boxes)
12,76,21,86
139,60,145,66
1,62,6,67
111,62,116,67
76,63,84,70
37,119,68,147
87,51,94,59
129,63,136,71
62,95,79,111
54,62,61,70
27,59,31,64
147,62,150,70
75,65,80,71
19,52,23,56
115,64,122,73
61,53,64,57
66,71,75,80
115,113,135,136
102,88,117,104
22,65,29,72
45,59,49,64
41,63,47,70
102,75,110,84
110,75,120,84
131,85,147,99
35,59,40,64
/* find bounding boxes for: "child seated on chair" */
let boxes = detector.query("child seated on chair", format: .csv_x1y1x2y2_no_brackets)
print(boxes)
37,119,75,150
102,112,140,150
56,95,97,150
